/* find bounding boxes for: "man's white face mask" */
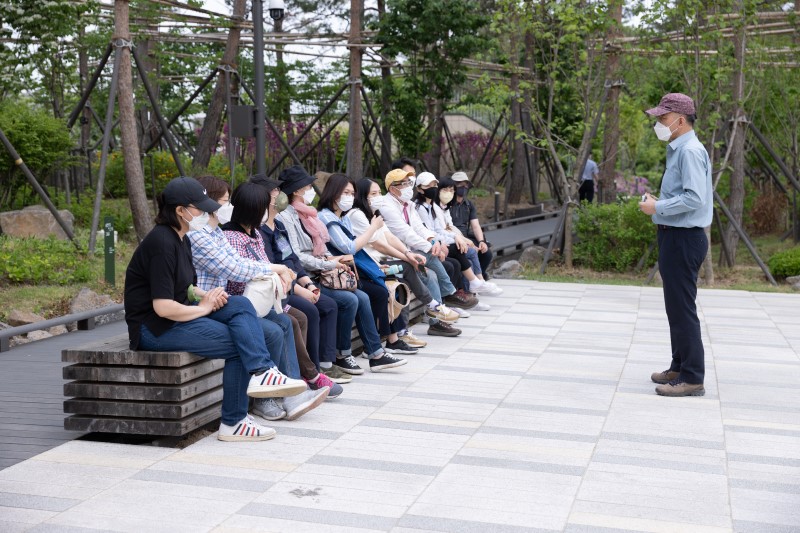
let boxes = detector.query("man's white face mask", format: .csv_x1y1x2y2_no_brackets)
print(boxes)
654,117,679,142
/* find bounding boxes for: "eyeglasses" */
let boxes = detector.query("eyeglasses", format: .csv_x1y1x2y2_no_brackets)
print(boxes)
392,181,413,189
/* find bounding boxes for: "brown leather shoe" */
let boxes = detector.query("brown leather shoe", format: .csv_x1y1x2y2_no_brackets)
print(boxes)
651,369,680,384
655,381,705,397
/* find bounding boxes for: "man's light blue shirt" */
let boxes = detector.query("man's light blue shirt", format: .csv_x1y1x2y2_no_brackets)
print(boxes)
653,130,713,228
582,159,598,182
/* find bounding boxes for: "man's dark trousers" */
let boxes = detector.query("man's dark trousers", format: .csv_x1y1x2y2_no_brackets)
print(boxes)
657,226,708,384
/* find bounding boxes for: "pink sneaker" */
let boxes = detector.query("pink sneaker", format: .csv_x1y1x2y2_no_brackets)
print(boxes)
307,373,343,399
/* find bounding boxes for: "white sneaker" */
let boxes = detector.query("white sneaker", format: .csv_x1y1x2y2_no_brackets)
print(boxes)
472,301,491,311
282,387,329,421
247,367,307,398
425,303,460,323
218,415,276,442
470,280,503,296
252,398,286,421
453,307,471,318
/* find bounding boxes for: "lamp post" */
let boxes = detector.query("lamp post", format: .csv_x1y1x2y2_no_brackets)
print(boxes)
253,0,285,176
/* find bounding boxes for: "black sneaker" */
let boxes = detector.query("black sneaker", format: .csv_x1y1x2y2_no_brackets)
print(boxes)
444,292,478,310
427,321,462,337
384,339,419,355
369,353,408,372
334,355,365,375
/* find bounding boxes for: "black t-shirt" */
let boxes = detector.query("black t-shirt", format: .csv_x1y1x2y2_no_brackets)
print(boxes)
124,224,196,349
449,199,478,236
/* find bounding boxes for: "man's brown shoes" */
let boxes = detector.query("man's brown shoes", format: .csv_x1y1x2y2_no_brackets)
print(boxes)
655,381,705,397
650,369,679,384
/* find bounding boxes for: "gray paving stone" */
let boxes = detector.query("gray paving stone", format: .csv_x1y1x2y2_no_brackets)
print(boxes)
499,402,609,416
238,502,398,530
601,431,725,450
479,426,598,443
307,454,441,476
449,455,585,476
132,468,272,492
591,453,727,475
730,478,800,494
357,418,476,436
522,375,619,386
398,514,559,533
0,492,80,512
732,521,800,533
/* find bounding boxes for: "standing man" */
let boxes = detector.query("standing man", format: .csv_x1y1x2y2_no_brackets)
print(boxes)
579,158,598,203
639,93,712,397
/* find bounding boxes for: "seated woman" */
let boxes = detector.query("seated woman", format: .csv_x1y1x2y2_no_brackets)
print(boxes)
350,178,460,345
276,165,407,373
188,176,333,421
415,172,503,299
220,179,344,404
124,176,307,441
256,179,347,385
318,173,417,355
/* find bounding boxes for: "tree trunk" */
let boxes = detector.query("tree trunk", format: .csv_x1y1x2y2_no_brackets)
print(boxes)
346,0,364,180
193,0,246,170
523,26,537,204
135,37,159,149
598,0,622,204
116,0,152,241
377,0,392,177
723,0,746,265
78,27,91,191
274,17,292,123
507,68,526,204
429,99,444,178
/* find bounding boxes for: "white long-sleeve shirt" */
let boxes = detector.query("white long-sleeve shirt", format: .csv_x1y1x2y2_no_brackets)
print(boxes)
415,201,455,245
379,193,434,253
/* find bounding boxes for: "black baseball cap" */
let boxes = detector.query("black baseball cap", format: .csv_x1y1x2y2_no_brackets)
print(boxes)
249,173,280,193
163,177,221,213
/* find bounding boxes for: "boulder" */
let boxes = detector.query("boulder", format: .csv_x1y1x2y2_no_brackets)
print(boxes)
7,310,46,327
786,275,800,285
48,325,68,336
26,330,52,341
0,205,74,240
519,245,547,268
492,260,522,279
67,288,124,330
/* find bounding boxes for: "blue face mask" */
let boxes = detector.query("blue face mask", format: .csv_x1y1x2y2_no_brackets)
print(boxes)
456,187,468,198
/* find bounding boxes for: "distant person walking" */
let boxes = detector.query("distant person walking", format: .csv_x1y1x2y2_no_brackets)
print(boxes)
579,158,598,203
639,93,712,397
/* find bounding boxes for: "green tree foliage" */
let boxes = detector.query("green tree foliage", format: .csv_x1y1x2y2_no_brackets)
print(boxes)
0,99,73,209
377,0,488,156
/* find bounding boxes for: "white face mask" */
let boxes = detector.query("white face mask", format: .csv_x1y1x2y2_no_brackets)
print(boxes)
337,194,354,212
216,202,233,225
399,187,413,203
654,118,679,142
183,210,209,232
369,196,384,210
439,190,454,204
302,188,316,205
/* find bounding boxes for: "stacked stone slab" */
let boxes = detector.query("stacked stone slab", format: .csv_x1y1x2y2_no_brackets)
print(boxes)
62,334,223,436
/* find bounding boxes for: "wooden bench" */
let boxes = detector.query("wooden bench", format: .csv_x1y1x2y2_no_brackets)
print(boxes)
62,295,425,437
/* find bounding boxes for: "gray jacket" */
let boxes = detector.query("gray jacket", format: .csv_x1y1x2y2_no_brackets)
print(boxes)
276,205,337,273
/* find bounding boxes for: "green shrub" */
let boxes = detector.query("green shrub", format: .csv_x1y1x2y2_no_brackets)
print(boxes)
50,192,136,238
102,150,190,198
574,200,657,272
767,247,800,279
0,236,93,285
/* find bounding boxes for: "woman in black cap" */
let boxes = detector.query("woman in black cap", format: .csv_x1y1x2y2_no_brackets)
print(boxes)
124,177,306,442
276,165,405,374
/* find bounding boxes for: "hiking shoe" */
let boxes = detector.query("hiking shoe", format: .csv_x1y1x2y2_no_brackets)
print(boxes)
425,304,459,322
335,355,365,375
651,369,680,384
252,398,286,421
472,301,491,311
369,353,408,372
427,321,462,337
399,329,427,348
444,290,478,310
655,380,705,397
453,307,471,318
384,339,419,355
309,373,342,399
282,387,329,420
321,364,353,384
247,367,307,398
218,415,276,442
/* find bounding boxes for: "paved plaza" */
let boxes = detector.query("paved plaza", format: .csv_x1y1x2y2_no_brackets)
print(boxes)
0,280,798,532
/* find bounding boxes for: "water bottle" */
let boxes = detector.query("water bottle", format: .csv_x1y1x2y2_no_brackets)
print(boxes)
386,264,403,276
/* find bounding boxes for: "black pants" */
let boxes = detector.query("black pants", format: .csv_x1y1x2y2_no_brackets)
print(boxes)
359,277,406,336
468,236,493,278
442,256,465,291
657,226,707,384
579,180,594,203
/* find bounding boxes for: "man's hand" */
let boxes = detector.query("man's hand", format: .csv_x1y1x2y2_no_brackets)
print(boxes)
639,193,657,216
477,241,488,253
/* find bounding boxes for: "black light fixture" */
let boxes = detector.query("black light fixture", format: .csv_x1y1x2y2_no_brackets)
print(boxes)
268,0,285,21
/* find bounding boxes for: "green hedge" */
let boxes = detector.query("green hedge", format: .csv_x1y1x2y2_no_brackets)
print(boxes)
0,236,92,285
767,247,800,279
574,200,657,272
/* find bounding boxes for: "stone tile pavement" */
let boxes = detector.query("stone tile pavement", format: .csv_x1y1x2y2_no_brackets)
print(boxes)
0,280,798,532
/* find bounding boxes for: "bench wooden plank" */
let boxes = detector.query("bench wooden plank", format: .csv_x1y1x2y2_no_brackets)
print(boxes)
64,387,223,419
64,403,221,436
64,370,224,402
63,359,224,384
62,334,205,367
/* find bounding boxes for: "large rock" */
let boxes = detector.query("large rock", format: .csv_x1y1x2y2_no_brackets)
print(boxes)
519,245,547,268
786,275,800,285
492,260,522,279
0,205,74,240
7,310,46,327
67,288,124,331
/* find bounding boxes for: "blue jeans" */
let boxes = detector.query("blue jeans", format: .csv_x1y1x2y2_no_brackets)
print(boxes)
286,293,338,367
466,247,482,276
422,252,456,297
262,310,299,378
320,286,384,358
138,295,271,426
